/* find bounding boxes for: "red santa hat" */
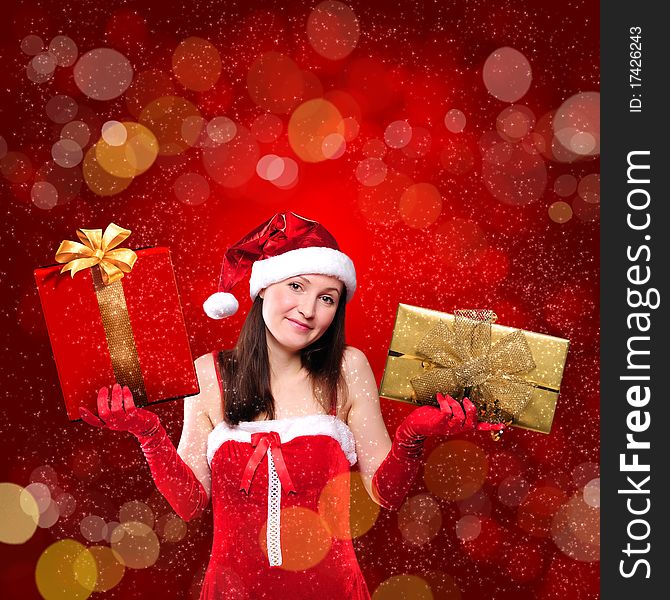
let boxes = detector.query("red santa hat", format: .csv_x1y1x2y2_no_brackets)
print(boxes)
203,212,357,319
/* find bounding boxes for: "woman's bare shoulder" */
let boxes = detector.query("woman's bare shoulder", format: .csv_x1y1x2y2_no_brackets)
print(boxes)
342,345,372,373
189,353,223,424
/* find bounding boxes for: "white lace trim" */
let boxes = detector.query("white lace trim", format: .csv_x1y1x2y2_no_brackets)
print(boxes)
266,451,283,566
206,413,357,467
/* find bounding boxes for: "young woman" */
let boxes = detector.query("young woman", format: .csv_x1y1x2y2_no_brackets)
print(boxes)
80,212,500,599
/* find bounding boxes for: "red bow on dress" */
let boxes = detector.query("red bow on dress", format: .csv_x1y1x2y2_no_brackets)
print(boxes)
240,431,296,495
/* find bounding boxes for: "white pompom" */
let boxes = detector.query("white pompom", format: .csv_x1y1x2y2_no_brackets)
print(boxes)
203,292,239,319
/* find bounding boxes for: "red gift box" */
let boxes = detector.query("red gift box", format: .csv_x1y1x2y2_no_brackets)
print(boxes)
34,225,199,421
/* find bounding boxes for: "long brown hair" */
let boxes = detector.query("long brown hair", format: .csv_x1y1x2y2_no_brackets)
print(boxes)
217,293,348,425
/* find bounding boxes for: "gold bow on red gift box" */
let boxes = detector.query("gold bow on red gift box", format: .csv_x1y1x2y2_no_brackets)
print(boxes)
55,223,138,285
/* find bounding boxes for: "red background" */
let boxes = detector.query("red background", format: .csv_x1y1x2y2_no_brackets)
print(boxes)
0,0,599,598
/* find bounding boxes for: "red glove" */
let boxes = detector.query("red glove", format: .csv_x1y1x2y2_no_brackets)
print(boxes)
79,383,209,522
372,393,504,510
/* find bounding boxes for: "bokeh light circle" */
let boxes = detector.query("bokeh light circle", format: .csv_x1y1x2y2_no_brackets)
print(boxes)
46,95,78,124
81,515,107,542
355,158,387,186
384,120,412,149
548,201,573,223
74,48,134,101
95,122,158,177
398,493,443,545
273,157,299,189
551,493,600,561
87,546,125,592
52,139,83,168
102,121,128,146
0,482,39,543
425,441,488,501
119,500,154,528
496,105,535,142
110,521,160,569
554,92,600,156
553,174,577,197
455,515,482,541
24,482,52,513
251,113,283,143
399,182,442,228
35,539,97,599
61,121,91,147
83,145,133,196
372,575,433,600
259,506,331,571
21,35,44,56
248,52,305,114
139,95,201,155
483,47,532,103
256,154,285,181
174,172,210,206
518,486,567,537
583,478,600,508
318,471,379,539
49,35,78,67
31,181,59,209
578,173,600,203
32,52,57,75
206,116,237,145
307,1,360,60
498,475,530,507
288,98,344,162
172,37,222,92
445,109,466,133
1,151,33,183
322,133,346,159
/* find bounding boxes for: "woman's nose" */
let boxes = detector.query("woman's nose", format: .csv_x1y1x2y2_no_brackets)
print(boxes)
298,297,316,318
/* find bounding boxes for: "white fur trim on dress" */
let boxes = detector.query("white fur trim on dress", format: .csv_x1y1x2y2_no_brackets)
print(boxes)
249,246,356,302
207,413,358,467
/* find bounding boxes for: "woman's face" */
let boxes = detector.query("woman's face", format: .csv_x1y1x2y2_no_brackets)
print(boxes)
260,273,344,352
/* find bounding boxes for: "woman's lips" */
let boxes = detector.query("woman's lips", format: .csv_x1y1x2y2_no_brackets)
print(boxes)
287,318,312,332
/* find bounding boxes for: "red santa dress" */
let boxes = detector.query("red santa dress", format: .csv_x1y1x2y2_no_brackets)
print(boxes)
199,404,371,599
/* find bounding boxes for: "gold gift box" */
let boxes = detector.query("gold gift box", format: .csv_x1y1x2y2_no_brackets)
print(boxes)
379,304,570,434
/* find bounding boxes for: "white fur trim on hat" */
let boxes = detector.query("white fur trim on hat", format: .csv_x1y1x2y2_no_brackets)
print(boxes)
203,292,239,319
249,246,356,301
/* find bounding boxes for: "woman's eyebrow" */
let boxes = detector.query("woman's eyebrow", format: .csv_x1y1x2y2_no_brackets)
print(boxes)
296,276,340,294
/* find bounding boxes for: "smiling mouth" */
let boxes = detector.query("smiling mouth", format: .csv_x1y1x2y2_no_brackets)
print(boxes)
287,318,312,331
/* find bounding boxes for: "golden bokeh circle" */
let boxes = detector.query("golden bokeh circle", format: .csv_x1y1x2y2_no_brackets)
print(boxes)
259,506,332,571
318,471,380,539
0,482,40,544
35,539,97,599
94,122,158,178
139,95,201,155
372,574,433,600
83,145,133,196
87,545,125,592
288,98,344,162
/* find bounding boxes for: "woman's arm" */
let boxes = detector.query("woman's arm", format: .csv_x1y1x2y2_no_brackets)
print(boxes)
343,346,393,503
175,352,221,502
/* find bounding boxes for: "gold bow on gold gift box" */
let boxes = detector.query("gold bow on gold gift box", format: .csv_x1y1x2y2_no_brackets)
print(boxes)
380,304,570,434
55,223,138,285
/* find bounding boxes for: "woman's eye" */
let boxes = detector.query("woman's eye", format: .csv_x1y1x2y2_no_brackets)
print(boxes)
321,296,335,305
289,282,301,290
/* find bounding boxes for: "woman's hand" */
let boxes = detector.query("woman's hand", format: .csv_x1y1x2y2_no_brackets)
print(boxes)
403,392,506,438
79,383,159,438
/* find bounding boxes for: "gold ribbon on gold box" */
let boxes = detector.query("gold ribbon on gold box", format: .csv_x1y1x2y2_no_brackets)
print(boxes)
379,304,570,434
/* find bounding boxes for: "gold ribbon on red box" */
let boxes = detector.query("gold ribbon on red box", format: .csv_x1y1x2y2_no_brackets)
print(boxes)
54,223,148,406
